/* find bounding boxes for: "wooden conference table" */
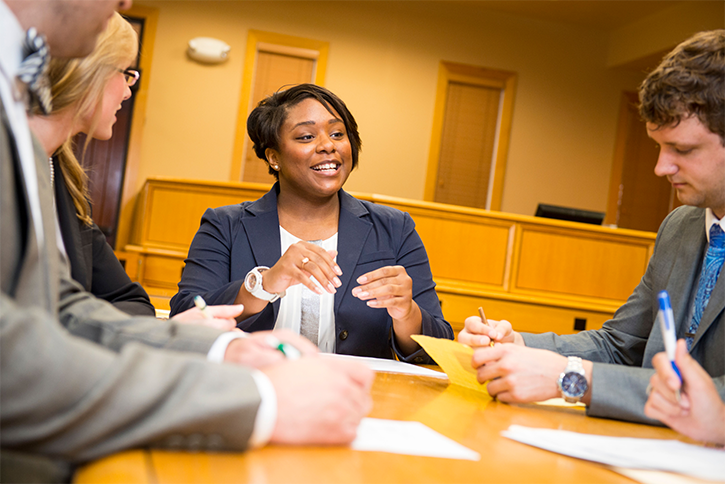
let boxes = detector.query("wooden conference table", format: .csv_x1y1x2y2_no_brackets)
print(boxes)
74,369,682,484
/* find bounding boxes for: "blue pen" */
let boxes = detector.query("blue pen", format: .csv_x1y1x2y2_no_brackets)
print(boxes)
657,291,682,399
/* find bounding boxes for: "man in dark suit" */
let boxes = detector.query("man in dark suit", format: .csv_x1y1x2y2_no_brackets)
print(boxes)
458,30,725,425
0,0,373,480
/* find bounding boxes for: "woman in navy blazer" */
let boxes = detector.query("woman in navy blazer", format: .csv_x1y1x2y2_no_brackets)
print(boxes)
170,84,452,362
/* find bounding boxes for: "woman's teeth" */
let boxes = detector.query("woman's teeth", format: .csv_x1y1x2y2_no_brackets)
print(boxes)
313,163,338,171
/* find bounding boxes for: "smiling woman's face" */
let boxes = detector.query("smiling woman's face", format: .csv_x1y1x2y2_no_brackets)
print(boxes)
268,98,353,201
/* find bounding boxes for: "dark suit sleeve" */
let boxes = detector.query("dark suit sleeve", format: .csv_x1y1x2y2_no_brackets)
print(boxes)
392,213,454,363
88,222,155,316
170,208,244,317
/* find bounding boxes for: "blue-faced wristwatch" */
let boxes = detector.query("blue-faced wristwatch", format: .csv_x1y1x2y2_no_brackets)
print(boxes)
558,356,589,403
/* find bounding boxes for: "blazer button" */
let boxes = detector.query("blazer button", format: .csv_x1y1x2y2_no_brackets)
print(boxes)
339,330,349,340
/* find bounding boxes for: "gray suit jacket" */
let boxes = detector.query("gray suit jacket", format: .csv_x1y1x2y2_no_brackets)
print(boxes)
1,99,262,462
523,206,724,424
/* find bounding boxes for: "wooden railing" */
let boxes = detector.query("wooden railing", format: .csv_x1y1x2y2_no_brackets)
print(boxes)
119,178,656,335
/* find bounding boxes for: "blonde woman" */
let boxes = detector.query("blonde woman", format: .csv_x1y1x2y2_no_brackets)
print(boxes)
30,13,239,327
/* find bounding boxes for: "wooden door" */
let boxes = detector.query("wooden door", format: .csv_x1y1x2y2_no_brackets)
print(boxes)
606,92,677,233
242,51,315,183
434,82,500,209
424,61,516,211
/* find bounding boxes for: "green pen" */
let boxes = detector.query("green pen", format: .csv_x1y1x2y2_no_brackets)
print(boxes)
265,335,301,360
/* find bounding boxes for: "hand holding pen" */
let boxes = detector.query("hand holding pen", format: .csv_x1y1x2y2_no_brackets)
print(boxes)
169,295,243,331
654,291,682,401
478,307,496,347
457,308,520,347
224,329,317,368
645,338,725,445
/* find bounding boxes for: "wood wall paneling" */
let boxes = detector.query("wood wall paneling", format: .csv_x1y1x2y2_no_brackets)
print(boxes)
514,226,650,302
126,179,656,331
408,211,512,288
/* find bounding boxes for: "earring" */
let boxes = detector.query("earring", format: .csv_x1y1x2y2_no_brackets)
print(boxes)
271,163,279,171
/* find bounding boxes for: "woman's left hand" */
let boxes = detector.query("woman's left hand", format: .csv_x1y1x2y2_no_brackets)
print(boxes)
352,265,416,321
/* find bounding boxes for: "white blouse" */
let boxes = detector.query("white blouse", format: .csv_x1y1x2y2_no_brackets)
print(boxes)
273,226,339,353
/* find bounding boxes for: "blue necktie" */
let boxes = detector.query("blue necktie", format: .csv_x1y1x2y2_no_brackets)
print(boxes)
686,224,725,349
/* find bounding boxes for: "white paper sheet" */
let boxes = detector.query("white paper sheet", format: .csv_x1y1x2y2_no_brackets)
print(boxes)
611,466,723,484
351,418,480,461
502,425,725,482
535,397,586,408
321,353,447,379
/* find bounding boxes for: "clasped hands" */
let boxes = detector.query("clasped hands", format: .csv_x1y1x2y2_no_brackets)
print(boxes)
263,241,419,323
227,329,374,445
458,315,573,403
172,299,375,445
176,315,374,445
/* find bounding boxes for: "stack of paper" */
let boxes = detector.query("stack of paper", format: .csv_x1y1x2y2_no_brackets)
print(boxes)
502,425,725,482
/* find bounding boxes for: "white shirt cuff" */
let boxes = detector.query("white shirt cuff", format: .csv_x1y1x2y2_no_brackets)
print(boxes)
248,370,277,448
205,331,277,448
206,331,248,363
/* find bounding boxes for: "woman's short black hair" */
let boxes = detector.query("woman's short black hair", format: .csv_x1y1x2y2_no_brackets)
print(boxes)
246,83,362,179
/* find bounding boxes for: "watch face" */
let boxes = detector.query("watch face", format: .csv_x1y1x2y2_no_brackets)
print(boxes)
561,372,588,397
245,272,259,291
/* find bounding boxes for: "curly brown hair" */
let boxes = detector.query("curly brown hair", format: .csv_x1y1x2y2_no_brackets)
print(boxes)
638,30,724,145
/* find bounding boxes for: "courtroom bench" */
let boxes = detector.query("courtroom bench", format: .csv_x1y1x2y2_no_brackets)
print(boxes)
118,178,656,336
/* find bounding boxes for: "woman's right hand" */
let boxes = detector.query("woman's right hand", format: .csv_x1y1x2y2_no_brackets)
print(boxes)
263,241,343,295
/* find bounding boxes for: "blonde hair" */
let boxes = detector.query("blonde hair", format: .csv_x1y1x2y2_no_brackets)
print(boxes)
38,12,138,225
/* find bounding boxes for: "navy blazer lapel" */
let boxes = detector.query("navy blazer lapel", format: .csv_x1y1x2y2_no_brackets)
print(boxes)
666,210,707,337
241,184,283,268
335,190,372,314
240,185,283,321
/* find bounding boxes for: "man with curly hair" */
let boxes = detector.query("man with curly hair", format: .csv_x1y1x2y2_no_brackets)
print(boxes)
458,30,725,427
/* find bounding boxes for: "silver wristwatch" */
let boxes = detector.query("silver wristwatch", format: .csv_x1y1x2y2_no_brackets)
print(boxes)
557,356,589,403
244,266,285,302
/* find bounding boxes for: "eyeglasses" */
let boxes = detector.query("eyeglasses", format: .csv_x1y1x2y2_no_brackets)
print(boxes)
117,68,140,87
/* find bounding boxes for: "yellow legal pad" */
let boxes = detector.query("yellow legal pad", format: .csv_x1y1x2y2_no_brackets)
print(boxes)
411,335,490,396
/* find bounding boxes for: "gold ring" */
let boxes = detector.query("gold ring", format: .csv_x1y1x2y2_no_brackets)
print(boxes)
301,257,310,265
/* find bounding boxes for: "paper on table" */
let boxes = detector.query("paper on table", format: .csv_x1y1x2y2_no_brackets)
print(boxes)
535,397,586,409
351,418,480,461
502,425,725,482
320,353,447,379
411,335,489,394
611,466,723,484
